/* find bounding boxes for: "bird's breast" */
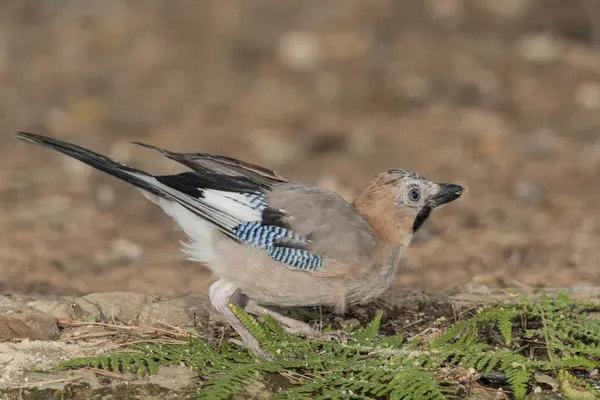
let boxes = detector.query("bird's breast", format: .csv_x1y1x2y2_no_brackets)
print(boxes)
345,244,407,305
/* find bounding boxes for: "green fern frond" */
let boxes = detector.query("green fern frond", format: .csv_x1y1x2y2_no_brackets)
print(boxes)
431,320,469,346
262,314,287,336
558,370,599,400
353,310,383,344
57,351,161,375
379,332,404,347
503,360,530,400
229,303,269,344
54,292,600,398
200,362,282,400
496,308,514,345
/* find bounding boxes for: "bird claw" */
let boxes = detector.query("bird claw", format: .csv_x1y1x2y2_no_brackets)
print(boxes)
227,338,274,359
300,329,350,344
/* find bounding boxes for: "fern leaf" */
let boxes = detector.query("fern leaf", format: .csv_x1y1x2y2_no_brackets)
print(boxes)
353,310,383,344
230,303,269,344
379,332,404,348
431,320,469,346
497,309,513,346
503,362,530,400
262,313,287,337
557,370,599,400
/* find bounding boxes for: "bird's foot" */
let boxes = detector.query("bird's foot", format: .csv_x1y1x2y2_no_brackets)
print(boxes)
285,326,349,344
227,338,274,360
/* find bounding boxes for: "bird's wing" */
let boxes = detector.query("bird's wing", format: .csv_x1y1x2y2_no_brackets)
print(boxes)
132,142,287,187
260,182,380,273
15,132,378,275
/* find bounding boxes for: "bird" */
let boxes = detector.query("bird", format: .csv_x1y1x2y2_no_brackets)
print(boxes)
14,132,464,358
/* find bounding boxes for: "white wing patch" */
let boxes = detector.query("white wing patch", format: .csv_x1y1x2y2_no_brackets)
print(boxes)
200,190,265,226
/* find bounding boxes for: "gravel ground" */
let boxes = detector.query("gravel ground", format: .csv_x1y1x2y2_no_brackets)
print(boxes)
0,0,599,296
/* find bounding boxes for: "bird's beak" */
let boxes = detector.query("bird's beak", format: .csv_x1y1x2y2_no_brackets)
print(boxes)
430,183,464,208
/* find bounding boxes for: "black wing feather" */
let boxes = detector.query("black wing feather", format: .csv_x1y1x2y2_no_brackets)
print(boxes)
156,172,263,198
132,142,284,188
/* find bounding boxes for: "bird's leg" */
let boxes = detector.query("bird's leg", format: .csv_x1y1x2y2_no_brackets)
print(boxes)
245,300,348,343
208,279,273,359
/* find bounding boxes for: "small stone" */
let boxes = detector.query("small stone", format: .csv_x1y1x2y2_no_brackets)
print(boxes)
574,81,600,110
111,238,144,261
0,313,59,341
516,32,564,64
277,31,322,71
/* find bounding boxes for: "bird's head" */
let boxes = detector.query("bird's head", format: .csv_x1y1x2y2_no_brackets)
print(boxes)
353,170,464,244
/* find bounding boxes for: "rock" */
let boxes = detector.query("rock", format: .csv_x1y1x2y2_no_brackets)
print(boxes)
138,293,214,326
465,387,506,399
82,292,152,324
0,313,59,341
26,298,84,320
0,297,16,313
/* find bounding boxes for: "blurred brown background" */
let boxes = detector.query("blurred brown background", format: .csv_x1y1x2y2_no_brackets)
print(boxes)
0,0,599,296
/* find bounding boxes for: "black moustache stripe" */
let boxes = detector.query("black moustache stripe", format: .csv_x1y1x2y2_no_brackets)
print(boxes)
412,205,432,233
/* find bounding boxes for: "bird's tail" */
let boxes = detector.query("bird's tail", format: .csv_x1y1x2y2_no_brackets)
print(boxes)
14,132,165,198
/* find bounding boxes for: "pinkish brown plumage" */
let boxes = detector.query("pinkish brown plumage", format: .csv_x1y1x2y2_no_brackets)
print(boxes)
15,132,464,358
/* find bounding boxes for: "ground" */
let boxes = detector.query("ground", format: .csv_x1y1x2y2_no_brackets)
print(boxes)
1,0,600,297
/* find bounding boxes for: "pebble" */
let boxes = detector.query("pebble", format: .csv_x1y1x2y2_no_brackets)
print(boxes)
515,32,564,64
277,31,322,71
574,81,600,110
111,237,144,261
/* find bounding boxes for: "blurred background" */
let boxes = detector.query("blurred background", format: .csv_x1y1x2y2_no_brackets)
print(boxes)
0,0,599,296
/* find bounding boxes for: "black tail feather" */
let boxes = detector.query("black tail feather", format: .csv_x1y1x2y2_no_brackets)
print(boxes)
14,132,252,241
14,132,164,198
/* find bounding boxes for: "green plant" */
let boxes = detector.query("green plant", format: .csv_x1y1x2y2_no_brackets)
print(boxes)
57,292,600,399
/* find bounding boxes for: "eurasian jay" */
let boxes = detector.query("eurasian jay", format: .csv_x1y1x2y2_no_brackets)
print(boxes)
15,132,464,358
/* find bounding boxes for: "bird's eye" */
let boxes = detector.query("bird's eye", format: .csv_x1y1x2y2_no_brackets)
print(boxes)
408,188,421,202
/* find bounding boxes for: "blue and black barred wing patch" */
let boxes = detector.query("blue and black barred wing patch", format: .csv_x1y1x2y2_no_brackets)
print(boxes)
232,220,324,271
